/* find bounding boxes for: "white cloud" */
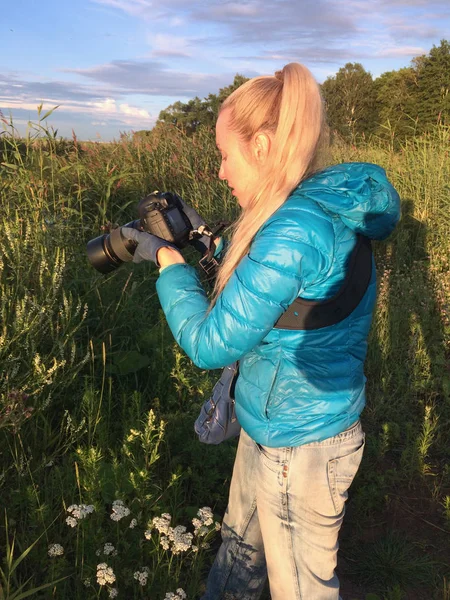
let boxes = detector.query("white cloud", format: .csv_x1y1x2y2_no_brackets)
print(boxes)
150,33,192,57
208,2,260,18
377,46,427,58
91,0,449,69
119,102,150,117
92,0,153,17
94,98,117,113
1,93,152,127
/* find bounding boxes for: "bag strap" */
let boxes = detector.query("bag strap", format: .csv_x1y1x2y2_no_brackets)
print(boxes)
274,234,372,330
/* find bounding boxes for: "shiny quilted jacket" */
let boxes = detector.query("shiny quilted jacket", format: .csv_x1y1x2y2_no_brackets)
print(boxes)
156,163,401,447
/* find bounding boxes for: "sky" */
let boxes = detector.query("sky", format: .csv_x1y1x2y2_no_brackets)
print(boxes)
1,0,449,141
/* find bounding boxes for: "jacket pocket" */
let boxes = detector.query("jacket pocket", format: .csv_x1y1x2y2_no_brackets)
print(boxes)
263,355,281,420
327,437,365,516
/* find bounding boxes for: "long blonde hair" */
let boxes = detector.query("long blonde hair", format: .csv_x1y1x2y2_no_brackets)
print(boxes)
208,62,327,312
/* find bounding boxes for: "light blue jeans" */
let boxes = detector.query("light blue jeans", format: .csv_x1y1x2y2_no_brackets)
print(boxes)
201,420,365,600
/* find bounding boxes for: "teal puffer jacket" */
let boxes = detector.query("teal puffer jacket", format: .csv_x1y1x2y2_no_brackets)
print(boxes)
156,163,400,447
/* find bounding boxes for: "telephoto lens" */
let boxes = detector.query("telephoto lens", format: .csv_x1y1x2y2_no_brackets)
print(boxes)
86,221,140,274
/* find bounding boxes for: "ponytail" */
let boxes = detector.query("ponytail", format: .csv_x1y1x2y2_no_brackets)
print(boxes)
208,63,328,313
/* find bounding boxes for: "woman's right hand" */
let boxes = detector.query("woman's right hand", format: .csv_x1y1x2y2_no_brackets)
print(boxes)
177,196,207,232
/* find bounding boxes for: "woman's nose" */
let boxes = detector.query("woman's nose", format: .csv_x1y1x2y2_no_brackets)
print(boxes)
218,162,225,180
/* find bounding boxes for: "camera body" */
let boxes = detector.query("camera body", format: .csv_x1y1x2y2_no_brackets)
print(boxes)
87,191,195,274
137,191,193,249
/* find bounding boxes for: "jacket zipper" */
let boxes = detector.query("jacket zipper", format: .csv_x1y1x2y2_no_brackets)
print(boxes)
263,356,281,420
230,399,237,423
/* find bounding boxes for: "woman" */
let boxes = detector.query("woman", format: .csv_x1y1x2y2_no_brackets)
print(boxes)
122,63,400,599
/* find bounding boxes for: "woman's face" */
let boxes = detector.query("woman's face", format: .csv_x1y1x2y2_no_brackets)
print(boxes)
215,108,261,208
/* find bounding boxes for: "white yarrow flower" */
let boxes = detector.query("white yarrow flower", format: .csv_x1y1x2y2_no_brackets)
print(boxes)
197,507,214,526
103,542,117,556
160,535,170,551
168,525,193,554
151,513,171,534
109,588,119,598
129,518,137,529
67,504,95,520
48,543,64,557
133,567,150,586
197,525,209,537
110,499,130,521
164,589,187,600
96,563,116,586
66,516,78,528
66,503,95,527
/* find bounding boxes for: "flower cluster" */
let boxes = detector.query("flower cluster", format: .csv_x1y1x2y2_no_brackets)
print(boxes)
192,506,217,538
145,508,220,554
191,507,221,551
110,499,130,522
129,518,137,529
96,563,116,586
145,513,193,554
164,589,187,600
96,542,118,557
167,525,194,555
197,507,214,526
66,504,95,527
48,543,64,557
151,512,171,534
109,589,118,598
133,567,150,586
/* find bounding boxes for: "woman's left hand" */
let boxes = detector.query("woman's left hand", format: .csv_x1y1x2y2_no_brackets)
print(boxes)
120,227,185,267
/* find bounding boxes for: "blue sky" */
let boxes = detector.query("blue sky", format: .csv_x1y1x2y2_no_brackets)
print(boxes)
1,0,449,141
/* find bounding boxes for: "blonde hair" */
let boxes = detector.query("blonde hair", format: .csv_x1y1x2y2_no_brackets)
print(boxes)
208,62,328,312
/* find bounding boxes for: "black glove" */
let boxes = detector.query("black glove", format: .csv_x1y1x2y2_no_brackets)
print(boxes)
120,227,180,267
170,194,213,255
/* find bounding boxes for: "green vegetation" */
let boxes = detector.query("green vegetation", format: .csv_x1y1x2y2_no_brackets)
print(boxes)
157,74,249,135
0,103,449,599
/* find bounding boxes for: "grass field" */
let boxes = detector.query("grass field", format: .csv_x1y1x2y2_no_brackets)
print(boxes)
0,111,449,599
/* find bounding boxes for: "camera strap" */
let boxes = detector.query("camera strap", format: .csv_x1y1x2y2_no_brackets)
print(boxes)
194,221,230,280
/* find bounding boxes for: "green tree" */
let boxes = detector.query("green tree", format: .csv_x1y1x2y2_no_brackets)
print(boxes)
157,74,249,134
415,39,450,131
372,67,419,143
321,63,377,142
158,97,213,134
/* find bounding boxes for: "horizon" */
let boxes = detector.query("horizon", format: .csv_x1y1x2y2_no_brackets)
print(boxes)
2,0,449,142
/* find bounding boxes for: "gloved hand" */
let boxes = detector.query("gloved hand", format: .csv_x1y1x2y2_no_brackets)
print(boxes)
147,192,212,255
178,197,213,255
177,195,205,231
120,227,180,267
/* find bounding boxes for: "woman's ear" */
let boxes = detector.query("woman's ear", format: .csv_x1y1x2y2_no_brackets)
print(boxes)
253,132,271,164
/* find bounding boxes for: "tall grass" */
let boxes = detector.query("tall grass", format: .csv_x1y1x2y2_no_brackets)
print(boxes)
0,113,449,598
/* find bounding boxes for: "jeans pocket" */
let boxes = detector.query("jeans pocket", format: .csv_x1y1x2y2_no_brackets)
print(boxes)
327,437,365,516
255,442,285,473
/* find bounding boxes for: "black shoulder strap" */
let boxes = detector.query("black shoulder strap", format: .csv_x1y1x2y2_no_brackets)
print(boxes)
274,235,372,330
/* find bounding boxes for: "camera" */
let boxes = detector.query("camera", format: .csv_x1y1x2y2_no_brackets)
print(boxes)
87,191,198,274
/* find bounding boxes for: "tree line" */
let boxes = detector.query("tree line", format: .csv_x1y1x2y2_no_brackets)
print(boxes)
144,39,450,145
